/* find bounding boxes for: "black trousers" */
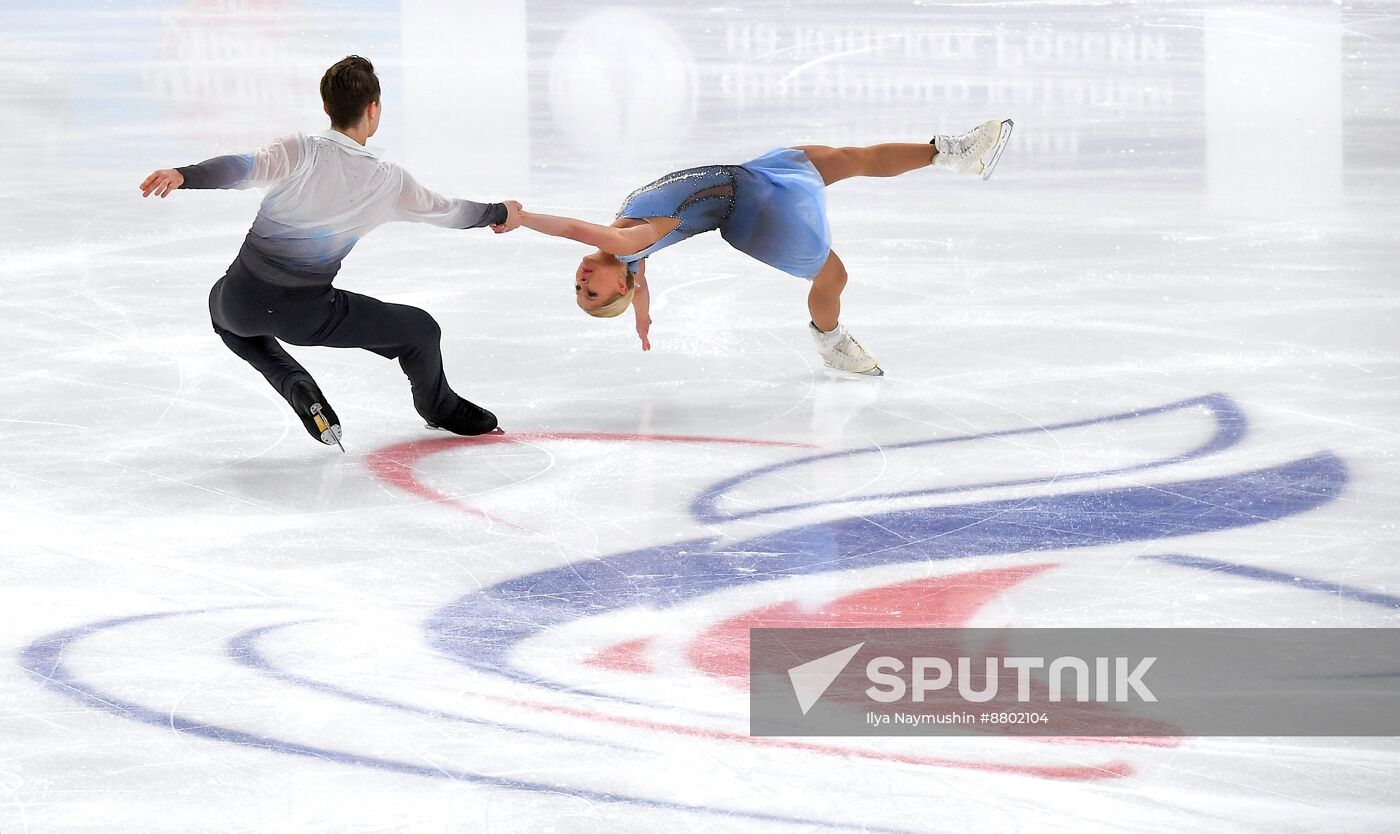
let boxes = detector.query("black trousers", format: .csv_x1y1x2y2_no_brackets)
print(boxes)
208,261,460,422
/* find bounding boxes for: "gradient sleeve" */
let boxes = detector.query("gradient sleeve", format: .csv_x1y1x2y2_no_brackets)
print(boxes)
176,135,307,190
391,166,507,229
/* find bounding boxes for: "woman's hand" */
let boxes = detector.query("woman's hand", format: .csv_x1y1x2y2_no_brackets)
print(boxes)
140,168,184,198
632,259,652,351
491,200,523,234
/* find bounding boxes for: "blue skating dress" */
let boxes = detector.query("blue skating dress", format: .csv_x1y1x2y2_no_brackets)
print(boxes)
615,147,832,280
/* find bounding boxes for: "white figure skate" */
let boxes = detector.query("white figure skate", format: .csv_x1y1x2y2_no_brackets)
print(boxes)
809,322,883,376
933,118,1014,180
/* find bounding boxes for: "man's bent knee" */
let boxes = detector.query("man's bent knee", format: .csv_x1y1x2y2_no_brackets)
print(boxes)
400,307,442,344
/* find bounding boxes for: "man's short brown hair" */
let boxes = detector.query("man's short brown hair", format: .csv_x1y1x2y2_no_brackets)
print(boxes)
320,55,380,128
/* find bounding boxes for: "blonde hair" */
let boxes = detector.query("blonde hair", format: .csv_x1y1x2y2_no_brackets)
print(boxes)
584,272,636,318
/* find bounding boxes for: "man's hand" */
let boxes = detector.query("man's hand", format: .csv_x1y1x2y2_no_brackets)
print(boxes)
140,169,184,198
491,200,523,234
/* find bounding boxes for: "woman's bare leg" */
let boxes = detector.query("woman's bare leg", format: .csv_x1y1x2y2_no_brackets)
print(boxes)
808,250,847,333
795,147,925,328
807,249,880,373
794,144,936,186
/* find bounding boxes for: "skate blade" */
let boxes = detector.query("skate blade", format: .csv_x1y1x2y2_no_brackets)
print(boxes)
424,423,506,436
979,118,1014,181
320,425,345,452
824,361,884,377
311,404,345,452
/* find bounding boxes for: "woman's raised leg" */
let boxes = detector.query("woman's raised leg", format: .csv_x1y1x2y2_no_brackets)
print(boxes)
794,144,936,186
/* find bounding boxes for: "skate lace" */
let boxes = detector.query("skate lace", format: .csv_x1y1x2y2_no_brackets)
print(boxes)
948,125,994,161
835,333,869,359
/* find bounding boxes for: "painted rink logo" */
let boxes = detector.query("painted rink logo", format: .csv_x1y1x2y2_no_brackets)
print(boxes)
21,393,1396,829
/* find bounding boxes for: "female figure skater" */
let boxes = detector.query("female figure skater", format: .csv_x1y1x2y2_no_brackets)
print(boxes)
509,119,1012,374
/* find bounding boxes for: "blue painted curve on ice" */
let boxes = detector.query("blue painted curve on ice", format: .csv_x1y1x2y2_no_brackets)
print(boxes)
428,452,1350,703
19,611,933,834
691,393,1247,523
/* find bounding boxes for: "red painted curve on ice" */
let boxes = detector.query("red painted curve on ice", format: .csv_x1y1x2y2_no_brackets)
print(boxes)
686,564,1058,685
366,431,818,528
584,637,656,674
590,563,1181,747
473,687,1135,782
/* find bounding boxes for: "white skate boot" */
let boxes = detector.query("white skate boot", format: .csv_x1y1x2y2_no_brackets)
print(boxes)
809,322,883,376
932,118,1014,180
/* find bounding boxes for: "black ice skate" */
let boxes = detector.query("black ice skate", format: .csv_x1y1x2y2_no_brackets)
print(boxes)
425,397,499,436
288,380,345,451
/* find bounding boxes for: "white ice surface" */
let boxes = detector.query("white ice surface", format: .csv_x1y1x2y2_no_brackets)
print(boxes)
2,1,1399,832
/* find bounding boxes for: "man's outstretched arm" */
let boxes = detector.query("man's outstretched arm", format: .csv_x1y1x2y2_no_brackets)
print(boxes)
141,156,247,197
139,136,305,197
174,153,257,190
392,168,520,230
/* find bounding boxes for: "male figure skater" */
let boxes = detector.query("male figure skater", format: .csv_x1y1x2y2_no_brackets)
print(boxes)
140,55,520,449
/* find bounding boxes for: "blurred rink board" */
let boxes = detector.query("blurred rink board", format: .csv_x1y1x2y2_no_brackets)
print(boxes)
6,0,402,168
1205,5,1344,213
5,0,529,198
401,1,529,198
523,2,1206,181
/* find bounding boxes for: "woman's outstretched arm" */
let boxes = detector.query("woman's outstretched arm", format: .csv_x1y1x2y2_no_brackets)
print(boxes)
518,210,661,256
633,259,652,351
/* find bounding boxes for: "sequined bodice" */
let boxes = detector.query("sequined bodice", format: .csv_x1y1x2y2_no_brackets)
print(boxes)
615,165,739,265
